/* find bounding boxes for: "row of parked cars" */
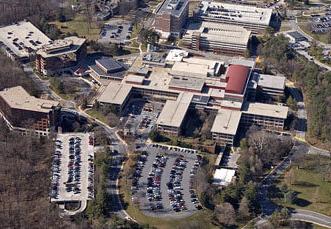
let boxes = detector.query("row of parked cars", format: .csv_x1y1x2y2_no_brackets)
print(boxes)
150,144,197,154
189,156,203,210
50,139,63,198
147,154,167,204
167,156,187,212
131,152,148,194
66,137,82,194
139,115,153,129
87,154,94,199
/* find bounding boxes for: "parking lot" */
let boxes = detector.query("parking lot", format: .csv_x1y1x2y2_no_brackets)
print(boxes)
50,133,94,202
99,20,133,45
132,144,202,218
311,13,331,33
123,100,162,141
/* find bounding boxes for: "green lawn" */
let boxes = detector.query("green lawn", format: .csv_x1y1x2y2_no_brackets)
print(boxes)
276,155,331,216
86,108,108,124
118,158,217,229
51,14,100,40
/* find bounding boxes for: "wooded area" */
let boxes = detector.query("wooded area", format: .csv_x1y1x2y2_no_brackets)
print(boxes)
0,54,39,95
191,129,293,228
261,35,331,148
0,119,68,228
0,0,58,25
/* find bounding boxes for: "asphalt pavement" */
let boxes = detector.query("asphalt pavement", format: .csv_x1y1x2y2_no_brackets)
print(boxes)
136,145,199,219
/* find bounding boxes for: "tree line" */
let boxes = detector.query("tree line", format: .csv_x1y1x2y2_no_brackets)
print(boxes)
0,119,69,228
261,34,331,148
191,129,293,228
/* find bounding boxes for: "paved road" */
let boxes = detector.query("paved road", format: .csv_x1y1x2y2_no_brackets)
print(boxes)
284,16,331,71
76,107,134,221
286,83,307,139
291,209,331,228
256,141,331,227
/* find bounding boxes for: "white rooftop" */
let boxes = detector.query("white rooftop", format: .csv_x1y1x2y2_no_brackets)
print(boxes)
200,1,272,26
211,109,242,135
184,22,251,45
98,83,132,105
0,86,59,113
0,21,52,58
213,168,236,186
165,49,189,63
156,93,193,128
242,102,288,119
258,74,286,90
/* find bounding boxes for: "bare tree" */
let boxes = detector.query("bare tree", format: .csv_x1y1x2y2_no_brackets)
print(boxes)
214,203,236,226
238,197,251,220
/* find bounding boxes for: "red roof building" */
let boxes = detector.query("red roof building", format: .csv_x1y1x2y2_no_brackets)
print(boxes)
225,65,250,94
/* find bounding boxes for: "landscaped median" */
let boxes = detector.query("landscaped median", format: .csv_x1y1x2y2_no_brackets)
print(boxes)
118,152,217,229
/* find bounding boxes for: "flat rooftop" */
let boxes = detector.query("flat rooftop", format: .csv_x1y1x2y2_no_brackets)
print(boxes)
199,1,272,26
242,102,288,119
171,61,209,78
157,92,193,128
169,75,205,92
184,22,251,45
98,83,132,105
96,57,124,72
0,21,51,58
213,168,236,186
156,0,189,17
37,36,86,58
258,74,286,90
125,74,145,85
0,86,59,113
211,109,242,135
165,49,189,63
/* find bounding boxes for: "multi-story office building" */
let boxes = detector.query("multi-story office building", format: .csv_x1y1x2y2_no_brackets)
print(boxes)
156,93,193,135
211,102,288,146
182,22,251,55
195,1,272,34
154,0,189,38
257,74,286,99
35,36,87,75
241,102,288,131
97,83,133,113
89,57,127,83
97,52,289,146
0,21,51,62
211,109,241,146
0,86,59,136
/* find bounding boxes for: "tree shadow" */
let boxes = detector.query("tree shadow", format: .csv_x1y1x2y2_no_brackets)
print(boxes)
293,181,318,188
293,197,312,207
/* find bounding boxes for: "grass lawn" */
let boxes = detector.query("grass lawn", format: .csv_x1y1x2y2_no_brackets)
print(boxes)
48,82,72,100
51,14,100,40
297,17,331,44
86,108,108,124
276,155,331,216
280,20,292,32
118,156,217,229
